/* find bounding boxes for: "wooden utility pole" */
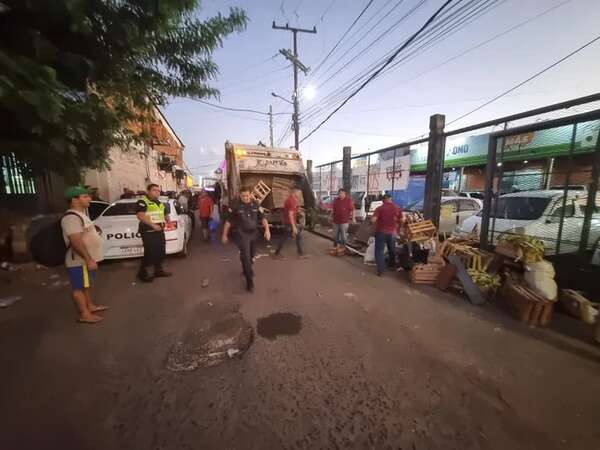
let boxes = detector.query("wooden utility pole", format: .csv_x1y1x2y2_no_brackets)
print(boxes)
272,22,316,152
423,114,446,229
268,104,274,147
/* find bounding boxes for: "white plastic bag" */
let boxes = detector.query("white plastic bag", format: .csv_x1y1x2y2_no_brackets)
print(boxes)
364,237,376,265
524,259,557,301
210,204,220,225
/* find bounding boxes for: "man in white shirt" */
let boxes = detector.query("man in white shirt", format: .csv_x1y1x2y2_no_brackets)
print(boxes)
177,191,189,211
61,186,107,324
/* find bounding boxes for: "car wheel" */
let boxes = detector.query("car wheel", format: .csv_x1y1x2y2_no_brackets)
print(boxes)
178,234,189,258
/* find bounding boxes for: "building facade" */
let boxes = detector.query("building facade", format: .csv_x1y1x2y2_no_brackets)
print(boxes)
83,106,188,202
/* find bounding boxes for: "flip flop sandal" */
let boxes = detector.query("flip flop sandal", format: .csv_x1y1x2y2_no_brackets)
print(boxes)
77,317,104,324
91,306,109,313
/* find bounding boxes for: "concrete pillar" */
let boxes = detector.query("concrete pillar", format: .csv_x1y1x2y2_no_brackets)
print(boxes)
423,114,446,229
342,146,352,193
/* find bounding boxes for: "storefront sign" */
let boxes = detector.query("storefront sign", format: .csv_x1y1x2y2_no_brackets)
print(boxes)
408,120,600,170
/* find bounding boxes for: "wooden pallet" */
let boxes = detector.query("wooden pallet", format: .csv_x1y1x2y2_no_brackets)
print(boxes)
250,180,271,204
406,220,437,243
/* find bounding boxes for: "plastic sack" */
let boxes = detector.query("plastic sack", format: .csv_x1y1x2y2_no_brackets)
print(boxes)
210,204,221,226
524,259,557,301
364,237,376,264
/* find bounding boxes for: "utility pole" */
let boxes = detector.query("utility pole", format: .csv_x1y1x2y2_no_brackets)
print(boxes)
268,104,274,147
272,21,316,152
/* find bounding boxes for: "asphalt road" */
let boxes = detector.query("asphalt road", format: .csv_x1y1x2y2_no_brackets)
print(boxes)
1,231,600,450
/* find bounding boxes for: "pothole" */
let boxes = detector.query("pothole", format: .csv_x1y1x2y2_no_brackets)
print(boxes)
166,312,253,372
256,312,302,341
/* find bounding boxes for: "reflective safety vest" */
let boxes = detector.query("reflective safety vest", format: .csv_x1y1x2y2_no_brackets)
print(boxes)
142,196,166,224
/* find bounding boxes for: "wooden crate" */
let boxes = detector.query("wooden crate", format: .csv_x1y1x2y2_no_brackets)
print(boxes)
409,261,445,285
500,281,554,327
250,180,271,204
406,220,437,243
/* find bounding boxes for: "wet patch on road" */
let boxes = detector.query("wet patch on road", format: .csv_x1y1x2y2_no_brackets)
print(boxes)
256,312,302,340
166,312,253,371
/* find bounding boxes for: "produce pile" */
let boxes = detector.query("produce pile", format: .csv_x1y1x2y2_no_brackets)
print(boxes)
466,268,501,293
499,234,545,263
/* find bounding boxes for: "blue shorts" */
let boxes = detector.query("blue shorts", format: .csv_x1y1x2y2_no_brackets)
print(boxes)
67,266,96,290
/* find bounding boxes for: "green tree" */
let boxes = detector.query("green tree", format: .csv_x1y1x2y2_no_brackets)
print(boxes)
0,0,246,179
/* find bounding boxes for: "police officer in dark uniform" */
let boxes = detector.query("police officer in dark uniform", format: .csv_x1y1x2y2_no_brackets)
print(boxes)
135,183,172,282
222,186,271,292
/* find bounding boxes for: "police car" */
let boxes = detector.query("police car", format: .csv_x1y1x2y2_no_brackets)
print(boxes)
92,197,193,260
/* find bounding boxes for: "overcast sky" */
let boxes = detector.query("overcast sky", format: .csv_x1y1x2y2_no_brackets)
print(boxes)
163,0,600,177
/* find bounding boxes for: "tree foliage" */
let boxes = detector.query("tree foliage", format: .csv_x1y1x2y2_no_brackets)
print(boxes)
0,0,247,178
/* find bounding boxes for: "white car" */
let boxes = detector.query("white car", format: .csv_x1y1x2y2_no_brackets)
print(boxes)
93,197,193,260
407,196,482,234
460,190,600,255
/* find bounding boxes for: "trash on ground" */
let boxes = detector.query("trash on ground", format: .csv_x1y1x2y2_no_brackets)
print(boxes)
1,262,17,271
207,301,213,306
227,348,240,358
316,291,323,298
344,292,356,299
0,296,22,308
49,274,60,280
222,258,232,262
52,280,61,287
201,278,210,288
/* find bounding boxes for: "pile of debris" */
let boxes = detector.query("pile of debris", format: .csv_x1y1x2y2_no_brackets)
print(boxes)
404,230,599,340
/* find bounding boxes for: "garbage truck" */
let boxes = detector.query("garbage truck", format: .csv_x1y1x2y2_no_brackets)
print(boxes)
223,141,315,227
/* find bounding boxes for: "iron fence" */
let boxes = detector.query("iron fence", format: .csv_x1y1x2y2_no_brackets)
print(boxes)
310,94,600,292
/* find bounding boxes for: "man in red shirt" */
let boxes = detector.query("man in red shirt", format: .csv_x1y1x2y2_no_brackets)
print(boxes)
331,188,354,256
371,194,402,276
274,186,307,259
196,190,214,241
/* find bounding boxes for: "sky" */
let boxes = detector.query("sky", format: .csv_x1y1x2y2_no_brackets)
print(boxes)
163,0,600,178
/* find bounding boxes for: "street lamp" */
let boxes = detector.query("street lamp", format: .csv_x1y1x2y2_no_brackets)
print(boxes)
303,85,317,100
271,92,294,105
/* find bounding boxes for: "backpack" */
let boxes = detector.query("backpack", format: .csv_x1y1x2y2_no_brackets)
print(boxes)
30,212,85,267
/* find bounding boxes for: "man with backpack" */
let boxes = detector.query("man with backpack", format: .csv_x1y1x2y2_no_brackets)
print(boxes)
61,186,107,324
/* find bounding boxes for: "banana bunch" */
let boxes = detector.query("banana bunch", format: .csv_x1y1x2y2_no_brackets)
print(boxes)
467,269,501,293
500,234,545,263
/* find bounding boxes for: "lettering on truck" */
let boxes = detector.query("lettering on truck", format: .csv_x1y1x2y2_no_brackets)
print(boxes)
256,158,288,169
106,232,142,240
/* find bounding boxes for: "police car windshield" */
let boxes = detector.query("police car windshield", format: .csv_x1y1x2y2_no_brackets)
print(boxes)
103,203,139,216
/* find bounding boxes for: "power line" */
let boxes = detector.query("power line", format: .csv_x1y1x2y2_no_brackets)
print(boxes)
447,32,600,127
300,0,455,144
302,0,470,119
310,0,376,79
302,0,495,124
304,0,502,124
311,0,419,90
189,99,291,116
383,0,571,94
305,0,404,88
320,0,338,21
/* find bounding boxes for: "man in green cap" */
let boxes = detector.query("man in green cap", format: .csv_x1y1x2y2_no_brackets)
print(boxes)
61,186,108,324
